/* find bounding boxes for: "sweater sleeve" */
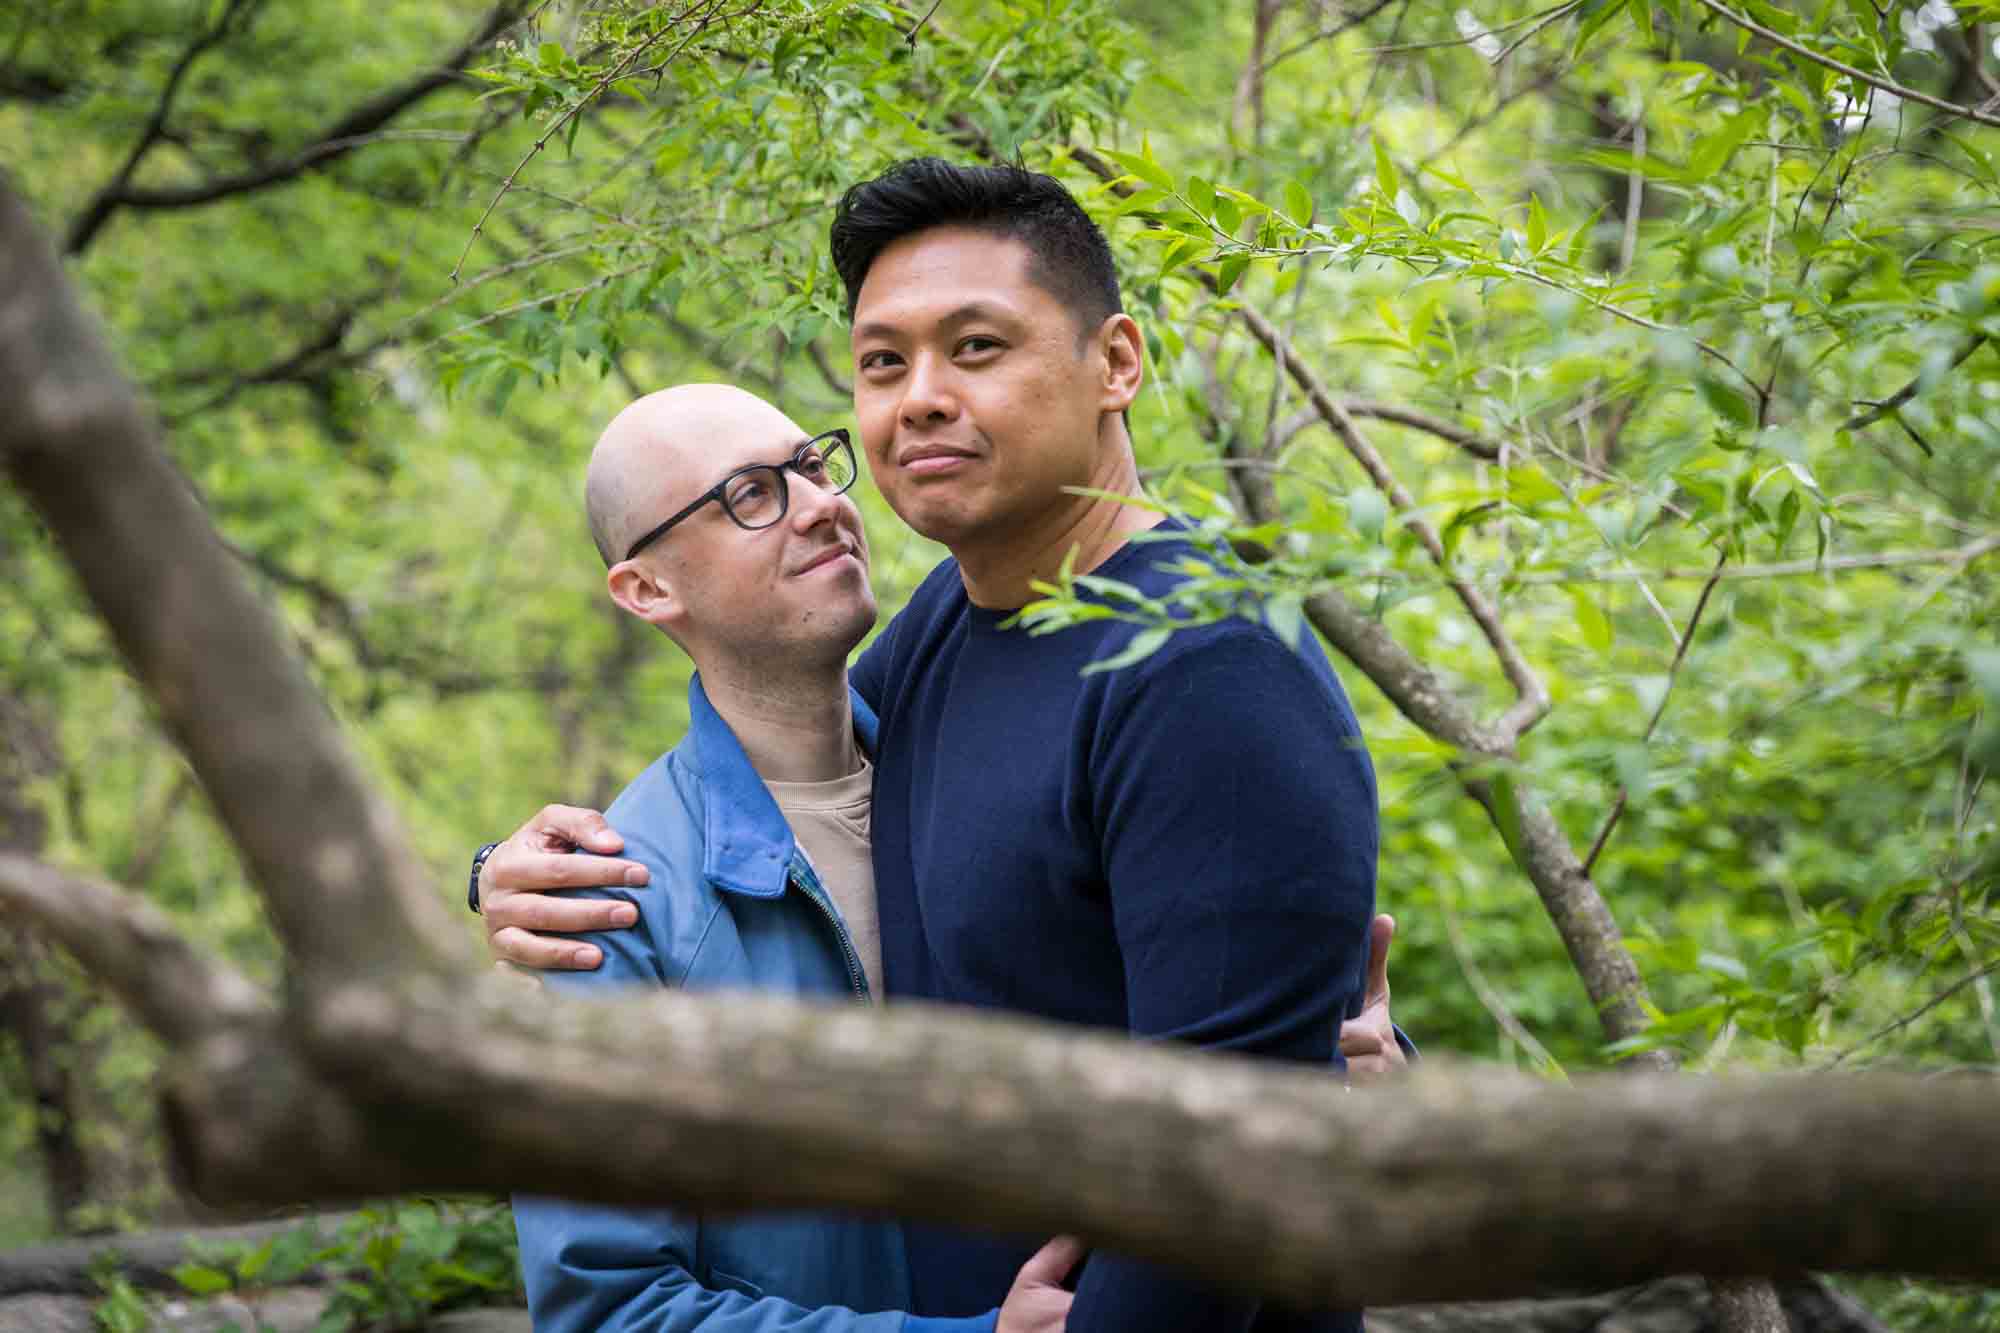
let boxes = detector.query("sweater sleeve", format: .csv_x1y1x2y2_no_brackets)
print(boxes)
1068,626,1378,1333
513,875,995,1333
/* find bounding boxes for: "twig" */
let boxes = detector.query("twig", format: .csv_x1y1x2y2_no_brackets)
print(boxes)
1691,0,2000,130
1441,881,1564,1077
1841,334,1991,432
453,0,742,281
905,0,944,45
1510,535,2000,586
1583,551,1728,874
1823,959,2000,1067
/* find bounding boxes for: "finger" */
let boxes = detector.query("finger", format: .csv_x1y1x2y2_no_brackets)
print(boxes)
531,804,625,855
489,924,605,971
1364,913,1395,1007
1338,1024,1386,1058
1347,1054,1391,1087
487,891,637,934
1019,1235,1089,1286
487,848,647,894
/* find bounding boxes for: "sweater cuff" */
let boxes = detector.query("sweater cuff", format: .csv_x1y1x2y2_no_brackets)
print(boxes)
903,1310,999,1333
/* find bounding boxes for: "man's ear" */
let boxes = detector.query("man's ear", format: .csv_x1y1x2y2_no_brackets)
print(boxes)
1094,313,1144,414
607,558,684,633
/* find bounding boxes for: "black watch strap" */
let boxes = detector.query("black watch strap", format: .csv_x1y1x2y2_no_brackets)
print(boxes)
468,841,501,915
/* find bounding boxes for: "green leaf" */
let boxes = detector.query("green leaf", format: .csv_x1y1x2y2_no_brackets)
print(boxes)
1283,178,1313,223
173,1264,233,1297
1696,374,1754,428
1215,253,1250,294
1186,174,1216,218
1103,149,1173,192
1373,134,1399,200
1213,193,1242,234
1526,193,1548,253
1265,594,1305,650
1567,586,1614,653
1082,625,1172,675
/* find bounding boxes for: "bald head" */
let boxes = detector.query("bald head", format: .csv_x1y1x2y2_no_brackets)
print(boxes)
586,384,808,566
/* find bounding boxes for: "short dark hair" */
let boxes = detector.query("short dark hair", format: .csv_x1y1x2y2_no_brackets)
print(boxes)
829,158,1121,338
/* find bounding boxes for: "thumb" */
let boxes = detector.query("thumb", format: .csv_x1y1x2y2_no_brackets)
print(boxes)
1019,1235,1088,1287
1365,913,1394,1007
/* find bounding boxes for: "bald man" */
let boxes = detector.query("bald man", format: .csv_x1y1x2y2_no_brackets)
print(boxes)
510,385,1082,1333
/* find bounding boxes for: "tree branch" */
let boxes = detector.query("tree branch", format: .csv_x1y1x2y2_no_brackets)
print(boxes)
1841,333,1991,433
2,173,466,991
65,0,530,255
0,853,267,1046
1582,551,1729,874
1691,0,2000,131
63,0,264,255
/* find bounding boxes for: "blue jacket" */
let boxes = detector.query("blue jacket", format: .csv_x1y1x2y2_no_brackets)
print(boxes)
512,676,991,1333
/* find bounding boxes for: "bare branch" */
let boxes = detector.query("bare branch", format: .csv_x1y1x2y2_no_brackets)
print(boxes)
1823,959,2000,1068
63,0,264,254
66,0,530,255
1841,334,1991,433
0,853,268,1046
1583,551,1728,874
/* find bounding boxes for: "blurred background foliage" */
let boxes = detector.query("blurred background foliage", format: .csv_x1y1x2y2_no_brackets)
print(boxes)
2,0,1996,1324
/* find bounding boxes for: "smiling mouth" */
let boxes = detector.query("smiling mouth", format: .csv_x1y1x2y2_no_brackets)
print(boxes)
794,544,859,576
899,446,978,475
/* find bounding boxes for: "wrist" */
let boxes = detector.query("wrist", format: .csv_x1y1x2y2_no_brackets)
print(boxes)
467,841,501,915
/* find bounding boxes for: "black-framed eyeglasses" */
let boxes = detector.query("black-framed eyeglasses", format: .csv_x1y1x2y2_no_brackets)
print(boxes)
624,429,858,562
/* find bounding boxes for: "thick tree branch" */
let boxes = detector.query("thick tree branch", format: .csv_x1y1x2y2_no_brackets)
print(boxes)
171,979,2000,1306
65,0,530,255
2,175,466,990
0,853,268,1046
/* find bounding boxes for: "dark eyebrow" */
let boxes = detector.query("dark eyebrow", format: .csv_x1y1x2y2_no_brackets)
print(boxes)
852,302,1015,344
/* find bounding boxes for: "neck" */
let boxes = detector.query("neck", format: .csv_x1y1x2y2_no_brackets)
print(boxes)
695,656,860,784
954,436,1162,609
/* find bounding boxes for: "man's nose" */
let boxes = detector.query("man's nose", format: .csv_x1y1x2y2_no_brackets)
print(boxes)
785,468,844,530
898,351,957,426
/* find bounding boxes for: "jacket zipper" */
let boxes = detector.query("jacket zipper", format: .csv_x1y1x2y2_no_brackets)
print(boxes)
791,866,868,1002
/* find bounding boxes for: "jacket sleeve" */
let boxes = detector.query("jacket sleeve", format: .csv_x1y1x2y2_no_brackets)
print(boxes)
513,1195,991,1333
513,875,996,1333
1068,627,1379,1333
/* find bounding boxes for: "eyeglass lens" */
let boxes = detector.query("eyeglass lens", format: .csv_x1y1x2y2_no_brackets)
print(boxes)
722,434,856,529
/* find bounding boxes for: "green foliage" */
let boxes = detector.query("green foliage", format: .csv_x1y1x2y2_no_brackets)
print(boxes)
88,1201,519,1332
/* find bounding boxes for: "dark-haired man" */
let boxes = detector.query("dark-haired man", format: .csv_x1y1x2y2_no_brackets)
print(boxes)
483,159,1396,1333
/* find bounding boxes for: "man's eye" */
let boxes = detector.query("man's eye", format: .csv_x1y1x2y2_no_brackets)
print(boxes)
858,351,900,371
795,455,827,479
958,336,1001,355
730,478,772,506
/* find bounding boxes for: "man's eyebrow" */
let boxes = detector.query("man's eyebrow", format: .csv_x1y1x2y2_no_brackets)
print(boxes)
852,302,1015,343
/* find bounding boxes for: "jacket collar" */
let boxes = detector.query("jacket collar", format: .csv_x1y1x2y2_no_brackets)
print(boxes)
684,672,878,899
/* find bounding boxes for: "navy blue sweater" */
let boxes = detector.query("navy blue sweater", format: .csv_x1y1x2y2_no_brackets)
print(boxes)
852,523,1377,1333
